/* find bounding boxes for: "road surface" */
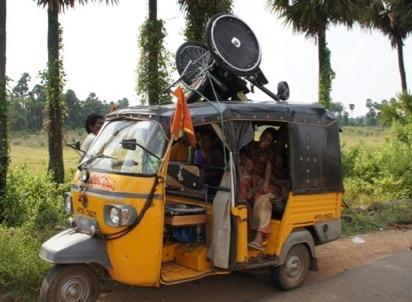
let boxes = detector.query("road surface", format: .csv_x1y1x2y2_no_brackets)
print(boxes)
98,228,412,302
256,249,412,302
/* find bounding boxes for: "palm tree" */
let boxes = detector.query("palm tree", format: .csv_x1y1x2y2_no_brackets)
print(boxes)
360,0,412,92
178,0,232,43
35,0,117,183
349,103,355,118
0,0,7,197
266,0,365,109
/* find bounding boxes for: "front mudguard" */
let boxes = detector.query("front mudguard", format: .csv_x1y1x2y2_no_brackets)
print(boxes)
39,228,112,269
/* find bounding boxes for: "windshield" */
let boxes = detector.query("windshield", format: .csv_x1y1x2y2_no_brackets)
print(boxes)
81,120,166,175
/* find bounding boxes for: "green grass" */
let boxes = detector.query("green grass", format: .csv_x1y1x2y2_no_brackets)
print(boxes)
342,199,412,235
9,130,84,179
340,126,388,148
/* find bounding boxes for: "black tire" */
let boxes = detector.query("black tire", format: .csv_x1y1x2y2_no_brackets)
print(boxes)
40,264,100,302
272,244,310,290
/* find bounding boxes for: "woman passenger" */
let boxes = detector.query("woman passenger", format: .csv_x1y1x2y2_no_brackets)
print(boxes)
242,127,282,251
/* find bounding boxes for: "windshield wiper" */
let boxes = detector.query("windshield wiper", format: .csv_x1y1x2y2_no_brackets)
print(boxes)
78,153,118,170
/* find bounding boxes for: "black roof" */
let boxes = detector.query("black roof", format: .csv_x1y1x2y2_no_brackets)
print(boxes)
106,101,337,129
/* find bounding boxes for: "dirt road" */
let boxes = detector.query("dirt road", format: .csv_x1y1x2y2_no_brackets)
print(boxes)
257,249,412,302
98,227,412,302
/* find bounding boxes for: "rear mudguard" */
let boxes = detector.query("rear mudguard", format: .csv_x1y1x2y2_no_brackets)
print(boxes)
279,229,318,271
39,228,112,269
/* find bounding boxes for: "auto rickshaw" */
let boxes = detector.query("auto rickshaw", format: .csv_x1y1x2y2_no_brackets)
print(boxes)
39,14,343,302
39,100,343,301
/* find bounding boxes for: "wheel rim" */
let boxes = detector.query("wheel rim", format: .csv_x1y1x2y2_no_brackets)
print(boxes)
285,255,303,280
60,276,90,302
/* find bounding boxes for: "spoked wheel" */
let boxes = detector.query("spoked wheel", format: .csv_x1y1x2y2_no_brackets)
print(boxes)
40,264,100,302
272,244,310,290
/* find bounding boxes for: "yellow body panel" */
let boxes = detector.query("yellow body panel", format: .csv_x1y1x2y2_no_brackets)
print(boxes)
72,171,165,286
231,205,248,263
270,192,343,256
265,220,281,254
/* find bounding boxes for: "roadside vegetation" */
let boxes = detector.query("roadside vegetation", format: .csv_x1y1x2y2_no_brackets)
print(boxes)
0,167,67,300
341,122,412,234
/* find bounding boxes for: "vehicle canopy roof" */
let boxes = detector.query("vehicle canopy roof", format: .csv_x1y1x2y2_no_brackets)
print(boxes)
106,101,336,130
107,101,343,195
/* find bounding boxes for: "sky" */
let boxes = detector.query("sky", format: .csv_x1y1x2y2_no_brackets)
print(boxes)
6,0,412,116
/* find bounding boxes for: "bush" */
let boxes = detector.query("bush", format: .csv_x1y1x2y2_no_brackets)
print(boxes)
0,167,68,300
0,227,52,301
342,123,412,205
0,166,67,230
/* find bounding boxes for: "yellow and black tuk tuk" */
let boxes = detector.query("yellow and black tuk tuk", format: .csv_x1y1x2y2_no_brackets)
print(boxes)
39,100,343,301
39,13,343,302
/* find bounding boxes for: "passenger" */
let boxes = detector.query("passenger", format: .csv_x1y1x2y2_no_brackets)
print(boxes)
194,132,224,188
242,127,281,251
81,113,104,152
243,127,277,178
170,134,192,163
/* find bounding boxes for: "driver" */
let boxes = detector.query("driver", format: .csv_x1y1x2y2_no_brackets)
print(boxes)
81,114,104,152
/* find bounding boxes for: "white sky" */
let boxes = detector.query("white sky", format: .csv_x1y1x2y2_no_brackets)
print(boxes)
7,0,412,116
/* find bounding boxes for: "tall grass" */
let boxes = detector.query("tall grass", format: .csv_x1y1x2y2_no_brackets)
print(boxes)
0,166,68,301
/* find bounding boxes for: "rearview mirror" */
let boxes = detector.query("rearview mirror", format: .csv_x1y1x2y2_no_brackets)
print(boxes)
74,141,81,150
277,81,290,101
66,141,82,151
121,139,137,151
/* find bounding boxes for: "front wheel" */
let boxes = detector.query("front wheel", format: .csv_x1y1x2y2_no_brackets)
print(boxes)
40,264,100,302
272,244,310,290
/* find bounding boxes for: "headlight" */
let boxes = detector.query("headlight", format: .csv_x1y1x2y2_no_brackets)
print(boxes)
109,207,120,225
104,204,137,227
64,192,73,214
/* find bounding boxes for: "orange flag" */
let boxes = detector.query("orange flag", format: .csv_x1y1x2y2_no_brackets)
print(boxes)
171,87,196,147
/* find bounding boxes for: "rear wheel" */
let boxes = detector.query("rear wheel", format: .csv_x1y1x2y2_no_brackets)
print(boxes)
272,244,310,290
40,264,100,302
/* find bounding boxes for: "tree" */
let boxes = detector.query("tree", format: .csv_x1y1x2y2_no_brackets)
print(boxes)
0,0,7,197
35,0,118,183
266,0,366,109
365,99,378,126
342,111,350,125
178,0,232,43
330,102,344,116
377,92,412,125
83,92,110,115
12,73,31,98
116,97,129,108
359,0,412,92
136,0,171,105
349,103,355,117
64,89,82,128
